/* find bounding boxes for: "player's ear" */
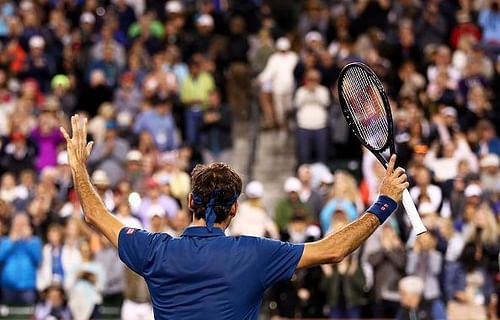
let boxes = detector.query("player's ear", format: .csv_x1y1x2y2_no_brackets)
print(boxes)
229,202,238,217
188,193,194,210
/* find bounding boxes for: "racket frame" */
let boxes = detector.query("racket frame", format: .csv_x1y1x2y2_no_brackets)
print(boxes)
337,62,427,235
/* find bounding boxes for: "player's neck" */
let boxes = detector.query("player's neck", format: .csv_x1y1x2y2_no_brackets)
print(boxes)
191,218,228,230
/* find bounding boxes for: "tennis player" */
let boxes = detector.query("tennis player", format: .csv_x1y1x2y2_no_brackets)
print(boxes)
61,114,409,320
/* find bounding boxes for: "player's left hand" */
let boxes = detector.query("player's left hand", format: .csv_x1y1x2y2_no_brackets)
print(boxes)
60,114,94,170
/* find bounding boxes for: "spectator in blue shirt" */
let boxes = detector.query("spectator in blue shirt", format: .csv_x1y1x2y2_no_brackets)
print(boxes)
133,94,179,152
0,213,42,304
61,114,409,320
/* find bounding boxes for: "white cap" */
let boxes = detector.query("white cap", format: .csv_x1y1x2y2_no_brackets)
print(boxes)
160,151,177,165
276,37,290,51
418,202,436,215
320,172,334,184
20,0,34,11
441,106,457,117
165,0,184,13
196,14,214,27
305,31,322,43
464,184,482,197
80,12,96,24
480,154,500,167
91,170,110,186
117,111,132,127
126,150,143,162
399,276,424,295
147,204,166,218
284,177,302,193
57,151,68,165
29,36,45,48
245,181,264,198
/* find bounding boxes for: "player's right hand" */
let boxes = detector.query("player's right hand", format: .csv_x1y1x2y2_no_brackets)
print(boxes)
379,155,409,202
60,114,94,171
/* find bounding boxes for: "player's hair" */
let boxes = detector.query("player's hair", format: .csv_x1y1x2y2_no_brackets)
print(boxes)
190,163,242,223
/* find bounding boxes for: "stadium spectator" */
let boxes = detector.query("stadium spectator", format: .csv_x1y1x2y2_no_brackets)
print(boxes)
397,276,432,320
229,180,279,239
88,120,129,187
34,284,72,320
0,213,41,304
294,69,330,165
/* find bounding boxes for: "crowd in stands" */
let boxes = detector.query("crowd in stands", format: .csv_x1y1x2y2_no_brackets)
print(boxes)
0,0,499,319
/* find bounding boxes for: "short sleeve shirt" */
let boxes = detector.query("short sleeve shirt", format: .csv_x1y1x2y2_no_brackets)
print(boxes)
118,226,304,320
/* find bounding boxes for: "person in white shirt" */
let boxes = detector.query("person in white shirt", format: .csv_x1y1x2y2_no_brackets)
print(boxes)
293,69,330,164
229,181,279,239
258,37,298,137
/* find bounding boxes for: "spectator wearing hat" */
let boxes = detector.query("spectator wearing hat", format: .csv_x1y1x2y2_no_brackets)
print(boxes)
115,201,142,229
113,71,142,116
229,181,279,239
199,90,233,164
185,14,218,58
124,149,144,191
20,35,55,93
51,74,76,116
0,213,42,304
90,170,115,211
258,37,298,138
480,153,500,193
30,102,64,172
127,13,164,54
88,120,129,187
154,151,190,209
135,177,179,229
0,130,37,175
397,276,433,320
274,177,313,231
134,94,179,152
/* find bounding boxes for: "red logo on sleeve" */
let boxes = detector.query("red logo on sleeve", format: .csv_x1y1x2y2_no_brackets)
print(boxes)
126,228,136,235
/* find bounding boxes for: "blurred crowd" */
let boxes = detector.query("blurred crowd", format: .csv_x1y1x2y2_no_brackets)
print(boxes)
0,0,498,319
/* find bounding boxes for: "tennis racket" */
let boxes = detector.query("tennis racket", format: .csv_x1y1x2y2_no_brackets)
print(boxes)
337,62,427,235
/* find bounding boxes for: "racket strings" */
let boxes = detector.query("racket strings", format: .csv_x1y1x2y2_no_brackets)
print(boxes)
341,67,389,150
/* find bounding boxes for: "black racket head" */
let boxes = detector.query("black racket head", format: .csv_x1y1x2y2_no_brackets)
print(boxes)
337,62,395,154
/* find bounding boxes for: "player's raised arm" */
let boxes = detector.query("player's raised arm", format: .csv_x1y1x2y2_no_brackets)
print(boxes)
60,114,125,247
297,155,408,269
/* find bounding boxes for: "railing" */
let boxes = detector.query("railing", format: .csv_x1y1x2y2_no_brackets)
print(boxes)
0,305,121,319
245,86,261,182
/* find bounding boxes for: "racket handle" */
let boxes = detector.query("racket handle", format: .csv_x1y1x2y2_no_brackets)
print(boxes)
402,189,427,235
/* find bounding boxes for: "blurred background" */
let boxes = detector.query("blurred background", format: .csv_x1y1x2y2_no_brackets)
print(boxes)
0,0,499,319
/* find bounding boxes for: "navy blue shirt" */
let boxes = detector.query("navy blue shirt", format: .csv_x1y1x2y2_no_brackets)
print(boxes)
118,226,304,320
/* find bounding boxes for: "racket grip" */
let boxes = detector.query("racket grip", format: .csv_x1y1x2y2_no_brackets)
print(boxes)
402,189,427,235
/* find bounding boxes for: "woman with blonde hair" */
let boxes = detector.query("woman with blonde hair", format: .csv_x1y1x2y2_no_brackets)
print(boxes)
319,170,362,233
